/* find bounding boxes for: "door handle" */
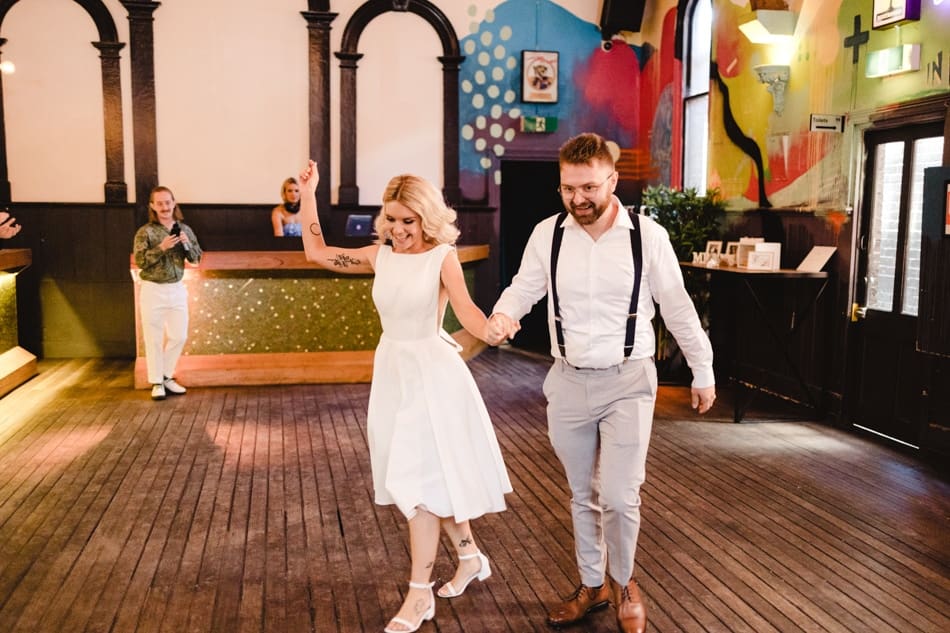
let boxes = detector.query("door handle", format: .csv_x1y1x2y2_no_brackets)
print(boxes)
851,303,867,322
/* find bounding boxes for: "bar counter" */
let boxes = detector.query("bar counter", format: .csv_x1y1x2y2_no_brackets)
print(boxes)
131,246,490,388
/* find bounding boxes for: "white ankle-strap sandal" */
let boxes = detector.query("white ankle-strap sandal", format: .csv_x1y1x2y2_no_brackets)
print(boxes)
384,581,435,633
437,551,492,598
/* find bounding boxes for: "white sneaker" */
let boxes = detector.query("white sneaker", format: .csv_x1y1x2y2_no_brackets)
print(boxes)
163,377,187,395
151,384,166,400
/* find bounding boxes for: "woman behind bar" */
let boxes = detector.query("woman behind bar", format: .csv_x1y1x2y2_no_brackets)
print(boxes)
132,186,202,401
271,176,302,236
297,160,518,633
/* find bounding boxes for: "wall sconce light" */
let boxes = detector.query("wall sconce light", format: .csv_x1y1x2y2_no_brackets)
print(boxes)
753,64,790,115
0,60,14,75
865,43,921,78
739,9,797,44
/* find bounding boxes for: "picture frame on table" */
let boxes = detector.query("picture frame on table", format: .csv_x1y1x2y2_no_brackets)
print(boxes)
521,50,558,103
725,241,740,256
705,240,723,255
746,251,774,270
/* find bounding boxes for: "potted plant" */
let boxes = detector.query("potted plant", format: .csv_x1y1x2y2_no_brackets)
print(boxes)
641,185,725,383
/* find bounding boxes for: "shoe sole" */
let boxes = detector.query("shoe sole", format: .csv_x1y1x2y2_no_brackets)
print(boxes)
546,600,610,628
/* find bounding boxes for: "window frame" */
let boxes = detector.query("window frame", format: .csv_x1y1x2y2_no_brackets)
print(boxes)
682,0,712,192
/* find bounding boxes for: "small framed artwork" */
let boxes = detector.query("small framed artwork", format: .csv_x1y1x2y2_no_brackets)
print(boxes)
705,240,723,256
725,241,740,256
747,251,774,270
522,50,558,103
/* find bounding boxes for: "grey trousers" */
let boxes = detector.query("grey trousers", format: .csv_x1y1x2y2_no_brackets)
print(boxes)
543,357,657,587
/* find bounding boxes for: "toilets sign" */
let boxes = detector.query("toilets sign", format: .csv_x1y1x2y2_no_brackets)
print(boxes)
809,114,845,133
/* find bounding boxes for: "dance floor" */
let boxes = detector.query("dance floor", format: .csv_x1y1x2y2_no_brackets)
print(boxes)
0,348,948,632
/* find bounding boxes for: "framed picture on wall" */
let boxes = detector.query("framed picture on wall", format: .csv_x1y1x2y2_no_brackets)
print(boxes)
522,50,558,103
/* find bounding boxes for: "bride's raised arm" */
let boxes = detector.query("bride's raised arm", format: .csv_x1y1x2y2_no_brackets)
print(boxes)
298,160,377,274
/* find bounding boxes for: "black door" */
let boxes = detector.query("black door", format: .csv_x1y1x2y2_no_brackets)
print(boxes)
499,160,561,355
848,123,944,446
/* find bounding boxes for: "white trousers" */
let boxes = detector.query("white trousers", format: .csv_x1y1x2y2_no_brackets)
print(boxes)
139,280,188,385
543,357,657,588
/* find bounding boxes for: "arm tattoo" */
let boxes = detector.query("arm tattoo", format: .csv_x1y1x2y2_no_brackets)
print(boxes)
459,536,472,548
328,254,361,268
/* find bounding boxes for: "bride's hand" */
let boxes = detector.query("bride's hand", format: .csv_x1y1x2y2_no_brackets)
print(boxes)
299,160,319,191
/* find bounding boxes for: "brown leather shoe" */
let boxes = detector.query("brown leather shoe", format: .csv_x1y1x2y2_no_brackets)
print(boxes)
610,577,647,633
546,583,611,627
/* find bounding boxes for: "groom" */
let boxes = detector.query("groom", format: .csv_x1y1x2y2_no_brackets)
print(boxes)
489,133,715,632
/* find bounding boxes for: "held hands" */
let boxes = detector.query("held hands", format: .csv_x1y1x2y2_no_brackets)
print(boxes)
299,159,319,193
691,385,716,415
485,313,521,346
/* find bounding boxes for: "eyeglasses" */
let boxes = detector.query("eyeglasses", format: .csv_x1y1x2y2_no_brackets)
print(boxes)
557,172,616,198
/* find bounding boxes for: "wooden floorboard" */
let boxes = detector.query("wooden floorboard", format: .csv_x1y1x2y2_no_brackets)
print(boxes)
0,349,948,633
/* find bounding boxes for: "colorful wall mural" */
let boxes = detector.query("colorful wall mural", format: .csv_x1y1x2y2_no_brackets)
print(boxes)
711,0,950,210
457,0,681,203
457,0,949,211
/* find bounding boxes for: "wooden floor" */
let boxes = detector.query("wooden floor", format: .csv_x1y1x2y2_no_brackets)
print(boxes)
0,349,948,633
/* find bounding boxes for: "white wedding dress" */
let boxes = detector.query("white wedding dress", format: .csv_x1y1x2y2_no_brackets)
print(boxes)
366,243,512,522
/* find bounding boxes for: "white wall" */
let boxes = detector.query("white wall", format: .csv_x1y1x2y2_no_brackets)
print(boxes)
3,0,112,203
1,0,600,204
153,0,309,203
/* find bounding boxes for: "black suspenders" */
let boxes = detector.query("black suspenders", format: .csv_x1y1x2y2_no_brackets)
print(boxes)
550,209,643,360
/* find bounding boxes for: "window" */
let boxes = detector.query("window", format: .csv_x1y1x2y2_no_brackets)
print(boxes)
866,132,944,316
901,137,944,315
683,0,711,192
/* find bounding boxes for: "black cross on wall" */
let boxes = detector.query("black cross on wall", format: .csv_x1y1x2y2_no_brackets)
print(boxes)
843,14,869,65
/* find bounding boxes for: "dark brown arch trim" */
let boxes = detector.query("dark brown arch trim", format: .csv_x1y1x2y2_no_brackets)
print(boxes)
301,7,337,228
335,0,463,205
0,0,127,203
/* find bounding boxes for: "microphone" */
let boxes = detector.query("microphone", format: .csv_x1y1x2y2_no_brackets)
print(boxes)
171,222,190,253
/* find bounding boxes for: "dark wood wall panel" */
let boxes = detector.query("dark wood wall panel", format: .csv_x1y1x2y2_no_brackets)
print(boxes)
918,166,950,357
8,202,137,357
457,205,498,310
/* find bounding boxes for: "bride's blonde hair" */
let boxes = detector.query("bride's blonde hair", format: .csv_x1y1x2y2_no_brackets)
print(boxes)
374,175,460,245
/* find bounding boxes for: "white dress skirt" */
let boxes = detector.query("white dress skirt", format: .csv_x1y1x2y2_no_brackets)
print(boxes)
366,243,512,522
